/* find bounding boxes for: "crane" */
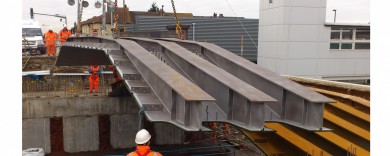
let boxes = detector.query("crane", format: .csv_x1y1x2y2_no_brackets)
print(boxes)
74,0,184,39
170,0,184,39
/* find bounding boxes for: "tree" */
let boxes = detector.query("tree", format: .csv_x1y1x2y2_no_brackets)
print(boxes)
148,2,160,12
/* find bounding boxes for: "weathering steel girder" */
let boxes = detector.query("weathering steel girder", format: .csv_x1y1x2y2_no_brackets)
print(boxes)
122,37,277,131
58,36,273,131
57,36,330,131
62,37,216,131
158,38,334,130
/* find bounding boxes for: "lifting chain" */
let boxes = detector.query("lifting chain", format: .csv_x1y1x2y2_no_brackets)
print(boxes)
77,0,84,35
113,0,120,38
171,0,183,39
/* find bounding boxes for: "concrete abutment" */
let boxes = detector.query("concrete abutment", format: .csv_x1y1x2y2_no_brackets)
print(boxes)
22,96,184,153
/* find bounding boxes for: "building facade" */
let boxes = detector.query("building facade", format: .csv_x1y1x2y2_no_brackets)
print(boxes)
80,9,259,62
258,0,370,82
134,16,259,62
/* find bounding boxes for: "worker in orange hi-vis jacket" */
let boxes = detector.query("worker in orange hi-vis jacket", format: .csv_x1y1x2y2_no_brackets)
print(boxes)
58,25,72,45
44,27,58,56
88,65,101,93
127,129,163,156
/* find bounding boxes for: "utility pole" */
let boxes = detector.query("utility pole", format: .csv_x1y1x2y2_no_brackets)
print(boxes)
30,8,34,19
123,0,128,36
333,9,337,23
102,0,106,34
77,0,80,25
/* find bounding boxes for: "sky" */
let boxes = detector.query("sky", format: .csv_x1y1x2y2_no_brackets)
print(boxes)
22,0,370,32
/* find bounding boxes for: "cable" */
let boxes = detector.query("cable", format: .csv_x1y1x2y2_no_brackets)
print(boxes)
224,0,258,49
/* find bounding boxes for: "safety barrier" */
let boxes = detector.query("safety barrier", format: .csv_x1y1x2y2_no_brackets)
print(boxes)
22,73,114,98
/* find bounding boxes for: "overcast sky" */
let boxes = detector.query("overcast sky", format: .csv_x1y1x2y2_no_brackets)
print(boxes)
22,0,370,32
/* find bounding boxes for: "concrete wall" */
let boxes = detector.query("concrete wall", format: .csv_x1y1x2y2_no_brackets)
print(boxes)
258,0,370,80
63,116,99,153
22,118,51,153
22,96,183,153
110,114,139,148
23,97,138,119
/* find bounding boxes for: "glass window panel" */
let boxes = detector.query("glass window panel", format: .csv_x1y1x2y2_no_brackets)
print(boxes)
341,43,353,49
331,32,340,40
341,29,353,40
356,29,370,40
330,43,340,49
355,43,370,49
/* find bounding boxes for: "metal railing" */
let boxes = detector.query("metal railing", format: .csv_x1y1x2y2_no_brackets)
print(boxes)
22,73,114,98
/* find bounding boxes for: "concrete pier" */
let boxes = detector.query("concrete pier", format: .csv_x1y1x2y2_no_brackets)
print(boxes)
22,96,184,153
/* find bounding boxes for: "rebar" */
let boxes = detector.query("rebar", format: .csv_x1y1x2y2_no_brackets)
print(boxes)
22,74,114,98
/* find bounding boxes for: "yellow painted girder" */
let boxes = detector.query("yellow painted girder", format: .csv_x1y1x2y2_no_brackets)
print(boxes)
310,87,370,108
316,131,369,156
241,130,284,155
328,101,370,123
265,123,332,156
323,110,370,141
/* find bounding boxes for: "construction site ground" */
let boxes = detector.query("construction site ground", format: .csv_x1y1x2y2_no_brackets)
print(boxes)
23,56,88,73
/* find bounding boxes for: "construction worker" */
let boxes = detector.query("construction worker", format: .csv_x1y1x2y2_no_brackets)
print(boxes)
127,129,162,156
88,65,101,93
44,27,58,56
108,65,121,82
58,25,72,45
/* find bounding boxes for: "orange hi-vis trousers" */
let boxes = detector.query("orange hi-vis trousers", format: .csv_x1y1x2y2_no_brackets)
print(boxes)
89,75,99,92
46,45,56,56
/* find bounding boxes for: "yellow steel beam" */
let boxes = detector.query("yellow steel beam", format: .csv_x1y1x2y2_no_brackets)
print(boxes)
328,101,370,123
241,130,285,155
316,131,370,156
241,129,284,155
310,87,370,108
265,123,332,156
324,110,370,141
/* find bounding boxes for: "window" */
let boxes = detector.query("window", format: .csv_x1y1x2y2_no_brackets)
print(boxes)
331,31,340,40
355,43,370,49
341,43,353,49
22,28,43,37
330,43,339,49
341,29,353,40
330,27,370,50
356,28,370,40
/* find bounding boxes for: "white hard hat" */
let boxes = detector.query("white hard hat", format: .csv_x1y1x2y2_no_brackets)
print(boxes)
63,24,67,28
135,129,151,144
49,26,53,30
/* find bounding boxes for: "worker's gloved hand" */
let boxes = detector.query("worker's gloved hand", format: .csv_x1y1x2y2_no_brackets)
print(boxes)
88,68,92,73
